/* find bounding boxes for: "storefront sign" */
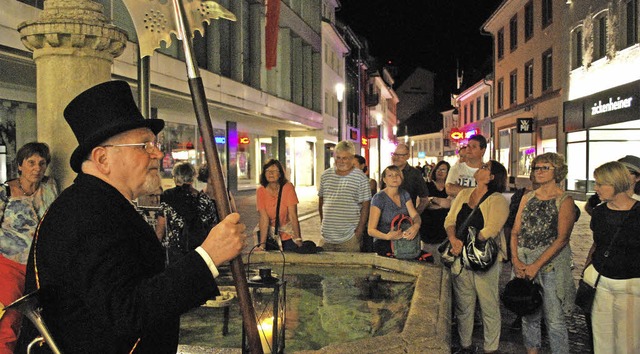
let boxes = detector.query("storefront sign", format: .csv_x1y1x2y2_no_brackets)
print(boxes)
361,137,368,146
418,152,426,158
564,79,640,132
239,137,250,144
449,128,478,141
517,118,534,133
591,96,633,116
214,136,226,144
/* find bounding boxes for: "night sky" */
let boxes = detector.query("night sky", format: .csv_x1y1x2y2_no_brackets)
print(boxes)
336,0,503,108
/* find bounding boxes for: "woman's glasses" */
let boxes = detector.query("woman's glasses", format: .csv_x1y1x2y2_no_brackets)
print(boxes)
532,166,555,171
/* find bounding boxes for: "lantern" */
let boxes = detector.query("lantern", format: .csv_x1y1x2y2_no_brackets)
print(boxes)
242,268,286,354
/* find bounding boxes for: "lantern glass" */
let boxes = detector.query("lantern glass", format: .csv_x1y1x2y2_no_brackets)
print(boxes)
243,268,286,354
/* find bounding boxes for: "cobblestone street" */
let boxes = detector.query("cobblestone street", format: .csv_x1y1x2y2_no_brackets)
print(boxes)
233,188,594,353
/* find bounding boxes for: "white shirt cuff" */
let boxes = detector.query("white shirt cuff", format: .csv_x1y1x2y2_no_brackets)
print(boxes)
195,246,219,278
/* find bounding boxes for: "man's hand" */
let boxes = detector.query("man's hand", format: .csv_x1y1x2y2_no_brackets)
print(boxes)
201,213,247,267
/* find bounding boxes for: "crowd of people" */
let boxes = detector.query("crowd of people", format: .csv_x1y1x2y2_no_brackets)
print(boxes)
0,80,638,354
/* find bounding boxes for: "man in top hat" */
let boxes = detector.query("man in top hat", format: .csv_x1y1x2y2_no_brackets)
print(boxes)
585,155,640,215
17,81,246,353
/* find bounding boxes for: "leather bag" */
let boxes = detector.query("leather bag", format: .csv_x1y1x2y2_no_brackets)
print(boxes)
390,214,421,259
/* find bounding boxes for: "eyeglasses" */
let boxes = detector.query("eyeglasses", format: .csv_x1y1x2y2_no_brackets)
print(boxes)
265,169,280,174
532,166,555,171
392,153,409,157
436,168,448,172
101,141,161,154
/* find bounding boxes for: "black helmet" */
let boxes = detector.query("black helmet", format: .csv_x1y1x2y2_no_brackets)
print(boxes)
501,278,543,315
461,226,498,271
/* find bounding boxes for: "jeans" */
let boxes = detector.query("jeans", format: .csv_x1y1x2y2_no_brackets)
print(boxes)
522,266,569,354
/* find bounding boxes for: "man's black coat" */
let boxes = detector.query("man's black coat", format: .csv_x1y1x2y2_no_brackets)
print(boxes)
17,174,219,353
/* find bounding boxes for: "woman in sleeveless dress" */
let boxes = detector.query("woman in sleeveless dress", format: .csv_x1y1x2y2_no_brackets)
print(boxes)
0,142,58,353
510,153,576,354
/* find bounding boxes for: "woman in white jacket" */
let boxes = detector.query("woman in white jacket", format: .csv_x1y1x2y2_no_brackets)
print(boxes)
444,160,509,354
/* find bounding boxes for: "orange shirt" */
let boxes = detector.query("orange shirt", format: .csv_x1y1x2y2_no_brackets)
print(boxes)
256,182,299,240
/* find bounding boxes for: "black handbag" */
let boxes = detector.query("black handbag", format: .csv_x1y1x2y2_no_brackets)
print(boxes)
501,277,543,315
575,277,600,314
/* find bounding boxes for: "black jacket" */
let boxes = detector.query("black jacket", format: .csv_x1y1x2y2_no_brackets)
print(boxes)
17,174,219,353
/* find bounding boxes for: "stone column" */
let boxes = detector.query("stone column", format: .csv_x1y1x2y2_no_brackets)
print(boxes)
18,0,127,188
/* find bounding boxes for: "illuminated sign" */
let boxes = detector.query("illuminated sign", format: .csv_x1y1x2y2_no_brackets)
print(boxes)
517,118,534,133
214,136,226,144
361,137,368,146
239,137,250,144
591,96,633,115
449,129,477,141
418,152,426,158
349,128,359,141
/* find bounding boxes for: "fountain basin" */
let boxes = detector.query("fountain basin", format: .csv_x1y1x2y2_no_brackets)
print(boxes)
178,252,451,354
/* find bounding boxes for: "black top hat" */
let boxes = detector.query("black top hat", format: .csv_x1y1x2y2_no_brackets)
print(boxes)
64,81,164,173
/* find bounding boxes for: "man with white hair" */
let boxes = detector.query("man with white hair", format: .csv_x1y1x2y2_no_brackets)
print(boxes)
318,141,371,252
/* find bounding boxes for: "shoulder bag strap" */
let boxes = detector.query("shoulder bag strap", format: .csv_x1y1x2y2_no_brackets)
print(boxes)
274,183,284,237
457,190,492,239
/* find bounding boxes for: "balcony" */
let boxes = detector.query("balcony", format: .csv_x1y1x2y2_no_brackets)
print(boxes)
365,93,379,107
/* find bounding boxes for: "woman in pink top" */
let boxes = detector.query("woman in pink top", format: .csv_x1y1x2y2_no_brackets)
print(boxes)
256,159,303,251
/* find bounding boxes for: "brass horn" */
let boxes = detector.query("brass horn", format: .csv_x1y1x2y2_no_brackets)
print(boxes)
5,291,63,354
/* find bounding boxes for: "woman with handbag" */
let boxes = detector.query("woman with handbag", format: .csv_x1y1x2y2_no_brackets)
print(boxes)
444,160,509,354
510,152,576,354
0,142,58,353
255,159,303,251
584,161,640,353
367,165,421,258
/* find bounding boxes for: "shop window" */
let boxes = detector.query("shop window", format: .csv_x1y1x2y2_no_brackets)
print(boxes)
542,49,553,92
509,70,517,105
525,1,534,41
594,14,608,60
510,15,518,51
517,133,534,177
524,60,534,99
566,139,587,191
157,122,227,181
497,28,505,60
625,0,638,48
498,129,511,175
572,28,583,70
542,0,553,28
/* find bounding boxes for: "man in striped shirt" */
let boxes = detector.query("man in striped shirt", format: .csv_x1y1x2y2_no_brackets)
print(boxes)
318,141,371,252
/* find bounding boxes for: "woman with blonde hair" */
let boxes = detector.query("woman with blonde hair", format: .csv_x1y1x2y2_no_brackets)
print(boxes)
584,161,640,353
511,152,576,354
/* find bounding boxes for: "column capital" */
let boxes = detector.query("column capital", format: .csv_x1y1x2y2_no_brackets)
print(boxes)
17,0,128,60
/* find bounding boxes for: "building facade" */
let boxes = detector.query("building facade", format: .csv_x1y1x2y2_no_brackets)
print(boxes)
0,0,359,191
563,0,640,198
484,0,566,187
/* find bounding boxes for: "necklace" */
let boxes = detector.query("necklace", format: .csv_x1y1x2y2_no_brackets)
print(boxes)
18,178,38,196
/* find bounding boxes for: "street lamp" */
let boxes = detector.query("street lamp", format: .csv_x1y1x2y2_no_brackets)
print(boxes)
335,83,345,142
376,112,383,181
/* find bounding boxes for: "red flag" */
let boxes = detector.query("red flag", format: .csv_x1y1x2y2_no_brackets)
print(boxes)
265,0,281,70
